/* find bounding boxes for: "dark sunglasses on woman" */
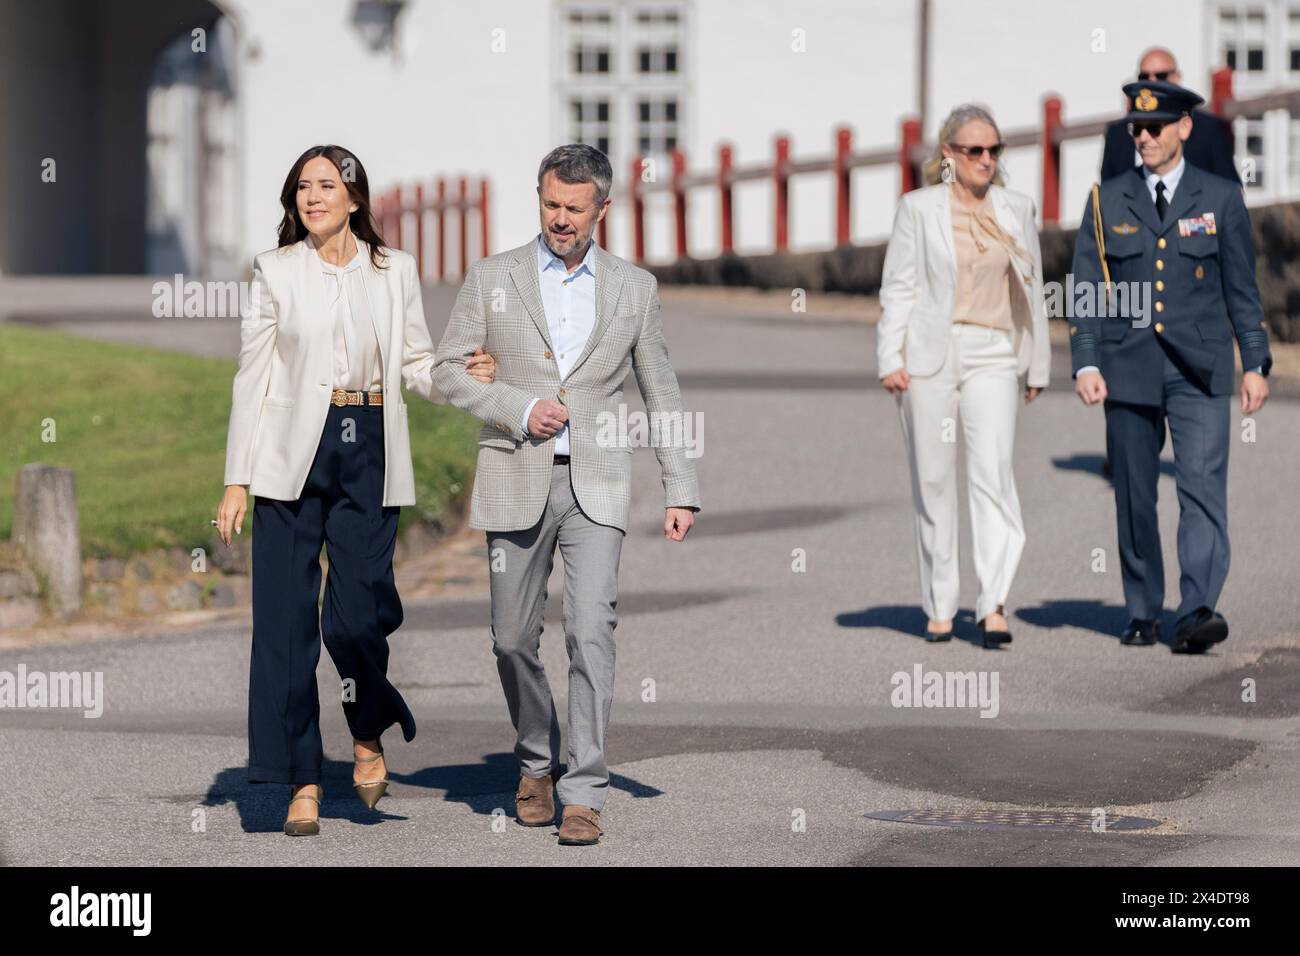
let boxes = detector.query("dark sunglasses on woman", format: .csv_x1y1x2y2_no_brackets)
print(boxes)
949,142,1005,159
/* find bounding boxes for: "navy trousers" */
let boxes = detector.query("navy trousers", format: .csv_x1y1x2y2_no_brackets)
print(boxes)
1104,342,1231,625
247,403,416,785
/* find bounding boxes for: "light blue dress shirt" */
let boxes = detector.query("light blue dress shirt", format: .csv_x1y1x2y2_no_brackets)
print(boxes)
520,234,599,454
1144,155,1185,205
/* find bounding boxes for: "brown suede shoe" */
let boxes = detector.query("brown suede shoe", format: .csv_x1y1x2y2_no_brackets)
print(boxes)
557,805,603,845
514,769,559,827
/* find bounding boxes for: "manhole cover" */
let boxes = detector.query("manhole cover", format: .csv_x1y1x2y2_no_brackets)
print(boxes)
865,809,1162,832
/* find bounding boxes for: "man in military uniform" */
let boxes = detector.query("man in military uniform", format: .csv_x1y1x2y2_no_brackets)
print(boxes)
1099,47,1238,184
1071,80,1271,654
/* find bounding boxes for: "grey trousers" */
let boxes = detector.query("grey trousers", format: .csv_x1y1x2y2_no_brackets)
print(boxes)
1105,343,1232,623
486,461,624,811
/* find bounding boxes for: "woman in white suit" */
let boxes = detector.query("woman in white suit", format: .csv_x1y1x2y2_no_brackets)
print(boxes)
877,105,1050,648
214,145,496,835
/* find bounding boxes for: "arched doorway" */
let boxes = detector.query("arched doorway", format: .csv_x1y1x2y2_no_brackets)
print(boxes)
146,15,241,276
0,0,239,276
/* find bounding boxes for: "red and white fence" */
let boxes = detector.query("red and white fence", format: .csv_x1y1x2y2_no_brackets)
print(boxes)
374,176,490,282
628,67,1300,264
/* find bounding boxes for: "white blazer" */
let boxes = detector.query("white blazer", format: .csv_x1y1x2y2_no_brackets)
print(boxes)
223,237,440,506
877,183,1050,388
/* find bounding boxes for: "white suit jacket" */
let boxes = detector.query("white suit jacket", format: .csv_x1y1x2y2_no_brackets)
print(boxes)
877,183,1050,388
223,237,440,506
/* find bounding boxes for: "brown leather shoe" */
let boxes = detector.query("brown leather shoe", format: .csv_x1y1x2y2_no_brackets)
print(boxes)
557,805,602,845
514,769,559,827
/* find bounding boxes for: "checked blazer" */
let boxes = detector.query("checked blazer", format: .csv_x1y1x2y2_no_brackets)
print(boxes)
432,236,700,533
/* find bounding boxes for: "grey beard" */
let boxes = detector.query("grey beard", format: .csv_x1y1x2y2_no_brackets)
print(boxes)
543,232,591,260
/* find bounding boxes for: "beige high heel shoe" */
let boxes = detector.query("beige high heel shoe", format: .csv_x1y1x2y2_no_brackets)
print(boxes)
353,745,389,809
284,783,322,836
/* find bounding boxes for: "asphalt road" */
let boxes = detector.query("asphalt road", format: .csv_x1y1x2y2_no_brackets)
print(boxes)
2,283,1299,865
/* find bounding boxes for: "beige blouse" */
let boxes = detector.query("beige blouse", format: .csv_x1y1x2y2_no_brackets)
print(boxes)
318,242,383,392
950,191,1032,332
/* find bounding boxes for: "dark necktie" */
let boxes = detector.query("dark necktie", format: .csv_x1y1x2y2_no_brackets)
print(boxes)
1155,180,1168,221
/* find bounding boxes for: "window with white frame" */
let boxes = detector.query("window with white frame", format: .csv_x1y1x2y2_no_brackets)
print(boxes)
1288,7,1300,73
556,1,688,172
637,97,678,155
1240,112,1268,187
568,7,613,75
635,7,680,73
1208,1,1300,199
571,97,612,156
1218,5,1268,71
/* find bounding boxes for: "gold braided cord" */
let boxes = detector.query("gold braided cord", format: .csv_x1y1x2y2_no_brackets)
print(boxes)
1092,182,1111,307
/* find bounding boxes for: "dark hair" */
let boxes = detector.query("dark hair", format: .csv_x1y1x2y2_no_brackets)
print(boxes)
537,143,613,204
277,144,389,269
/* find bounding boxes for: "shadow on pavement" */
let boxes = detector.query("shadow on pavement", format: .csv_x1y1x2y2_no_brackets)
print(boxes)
1051,452,1175,483
1014,600,1170,643
835,606,996,648
207,756,663,832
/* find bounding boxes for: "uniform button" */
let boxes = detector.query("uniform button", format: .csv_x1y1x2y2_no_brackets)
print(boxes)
1155,301,1164,313
1156,259,1165,270
1155,280,1164,291
1155,322,1164,333
558,388,567,398
1157,237,1167,249
544,350,553,359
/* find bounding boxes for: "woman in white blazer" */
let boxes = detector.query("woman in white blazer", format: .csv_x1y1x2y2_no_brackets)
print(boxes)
214,144,496,835
877,105,1050,648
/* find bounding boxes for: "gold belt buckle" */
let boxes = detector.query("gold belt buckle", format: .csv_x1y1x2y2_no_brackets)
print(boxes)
331,388,350,407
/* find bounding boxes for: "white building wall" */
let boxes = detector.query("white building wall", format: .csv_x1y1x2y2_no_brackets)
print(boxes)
688,0,916,257
226,0,552,268
217,0,1276,272
927,0,1204,235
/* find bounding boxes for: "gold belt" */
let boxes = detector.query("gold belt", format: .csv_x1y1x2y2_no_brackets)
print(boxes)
331,389,383,407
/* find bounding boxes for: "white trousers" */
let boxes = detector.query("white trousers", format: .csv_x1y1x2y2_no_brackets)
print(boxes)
896,322,1025,623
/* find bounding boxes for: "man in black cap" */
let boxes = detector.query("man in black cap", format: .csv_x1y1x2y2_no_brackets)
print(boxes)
1099,47,1239,184
1070,80,1271,654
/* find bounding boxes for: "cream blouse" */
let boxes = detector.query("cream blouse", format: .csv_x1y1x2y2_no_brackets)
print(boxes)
950,190,1032,332
317,241,383,392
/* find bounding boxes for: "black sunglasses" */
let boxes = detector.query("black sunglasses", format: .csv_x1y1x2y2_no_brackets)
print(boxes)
1138,70,1172,81
948,142,1005,160
1127,120,1171,138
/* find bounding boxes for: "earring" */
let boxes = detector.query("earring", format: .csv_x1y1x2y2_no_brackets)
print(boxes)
940,158,955,184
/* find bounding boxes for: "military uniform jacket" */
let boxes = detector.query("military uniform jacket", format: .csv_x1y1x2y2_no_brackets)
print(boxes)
1069,163,1271,406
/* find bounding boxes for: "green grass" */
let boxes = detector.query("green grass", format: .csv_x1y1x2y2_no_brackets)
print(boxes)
0,324,479,559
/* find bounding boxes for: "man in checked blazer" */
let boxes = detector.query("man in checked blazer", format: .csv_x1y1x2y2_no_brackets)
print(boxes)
432,144,700,845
